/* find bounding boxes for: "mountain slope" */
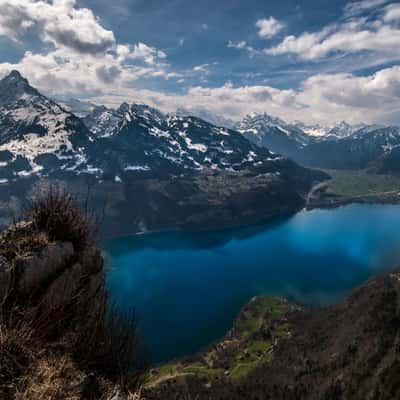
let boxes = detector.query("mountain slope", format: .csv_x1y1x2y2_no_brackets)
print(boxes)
84,104,279,180
0,71,92,182
144,267,400,400
236,113,312,162
303,126,400,169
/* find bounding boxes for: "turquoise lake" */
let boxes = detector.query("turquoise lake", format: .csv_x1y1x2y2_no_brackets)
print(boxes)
103,204,400,364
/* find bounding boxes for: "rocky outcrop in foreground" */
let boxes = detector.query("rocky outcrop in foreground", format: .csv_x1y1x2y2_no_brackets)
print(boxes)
0,221,141,399
0,226,102,306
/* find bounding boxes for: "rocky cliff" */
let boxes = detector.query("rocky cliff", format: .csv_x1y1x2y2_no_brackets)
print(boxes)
0,216,141,399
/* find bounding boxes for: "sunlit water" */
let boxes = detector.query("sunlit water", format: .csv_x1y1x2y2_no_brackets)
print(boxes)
103,204,400,363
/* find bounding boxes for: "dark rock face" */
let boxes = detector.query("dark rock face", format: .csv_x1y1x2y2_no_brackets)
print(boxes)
0,223,139,399
0,224,105,319
15,242,74,294
144,268,400,400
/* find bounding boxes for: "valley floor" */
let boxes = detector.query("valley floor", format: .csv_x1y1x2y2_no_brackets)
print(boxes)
307,169,400,209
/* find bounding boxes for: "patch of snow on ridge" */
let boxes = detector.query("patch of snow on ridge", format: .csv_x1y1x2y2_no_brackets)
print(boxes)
124,165,151,171
178,131,208,153
0,130,73,159
149,127,171,138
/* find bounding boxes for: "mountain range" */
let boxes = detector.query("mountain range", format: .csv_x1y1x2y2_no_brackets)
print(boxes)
55,90,400,174
0,70,325,237
236,112,399,172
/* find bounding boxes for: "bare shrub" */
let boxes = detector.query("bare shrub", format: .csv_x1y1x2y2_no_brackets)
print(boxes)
25,186,98,252
72,295,147,392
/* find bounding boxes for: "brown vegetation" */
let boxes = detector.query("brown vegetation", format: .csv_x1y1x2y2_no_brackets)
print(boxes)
0,188,146,399
26,186,98,252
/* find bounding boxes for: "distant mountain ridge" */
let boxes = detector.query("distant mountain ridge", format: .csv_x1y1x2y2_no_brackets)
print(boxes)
236,112,400,171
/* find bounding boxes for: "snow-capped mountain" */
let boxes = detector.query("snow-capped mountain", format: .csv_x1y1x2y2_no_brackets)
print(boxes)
235,113,313,162
83,104,277,180
0,71,285,184
302,126,400,170
57,98,97,118
0,71,92,183
235,111,400,170
325,121,360,139
175,107,235,129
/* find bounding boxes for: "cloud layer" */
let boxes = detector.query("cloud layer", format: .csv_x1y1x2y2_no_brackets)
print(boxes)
0,0,399,126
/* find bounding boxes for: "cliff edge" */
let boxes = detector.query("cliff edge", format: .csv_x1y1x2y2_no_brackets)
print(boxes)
0,190,143,400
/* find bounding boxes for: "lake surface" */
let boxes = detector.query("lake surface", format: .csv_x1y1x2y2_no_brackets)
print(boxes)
103,204,400,364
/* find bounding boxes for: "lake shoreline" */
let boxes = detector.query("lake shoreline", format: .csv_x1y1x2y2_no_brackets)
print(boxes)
105,203,400,364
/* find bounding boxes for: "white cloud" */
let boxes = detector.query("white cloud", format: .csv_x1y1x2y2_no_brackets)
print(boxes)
384,3,400,21
297,66,400,124
256,17,284,39
0,0,115,55
266,3,400,61
227,40,259,57
117,43,167,65
228,40,248,50
0,0,181,98
193,64,210,73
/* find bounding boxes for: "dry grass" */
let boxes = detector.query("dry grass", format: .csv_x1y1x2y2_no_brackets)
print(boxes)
0,188,146,398
0,323,35,397
0,224,50,261
25,186,98,252
14,354,81,400
1,305,145,399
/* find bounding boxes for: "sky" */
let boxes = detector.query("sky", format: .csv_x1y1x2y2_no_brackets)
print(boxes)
0,0,400,125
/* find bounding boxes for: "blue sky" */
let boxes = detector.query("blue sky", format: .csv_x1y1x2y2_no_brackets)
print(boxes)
0,0,400,125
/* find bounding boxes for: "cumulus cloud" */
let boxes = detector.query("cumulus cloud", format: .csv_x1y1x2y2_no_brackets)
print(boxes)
256,17,284,39
266,2,400,61
116,43,167,65
297,66,400,124
0,0,181,97
0,0,115,55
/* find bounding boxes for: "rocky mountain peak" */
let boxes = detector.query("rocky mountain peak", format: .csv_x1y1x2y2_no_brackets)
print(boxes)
0,70,40,106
